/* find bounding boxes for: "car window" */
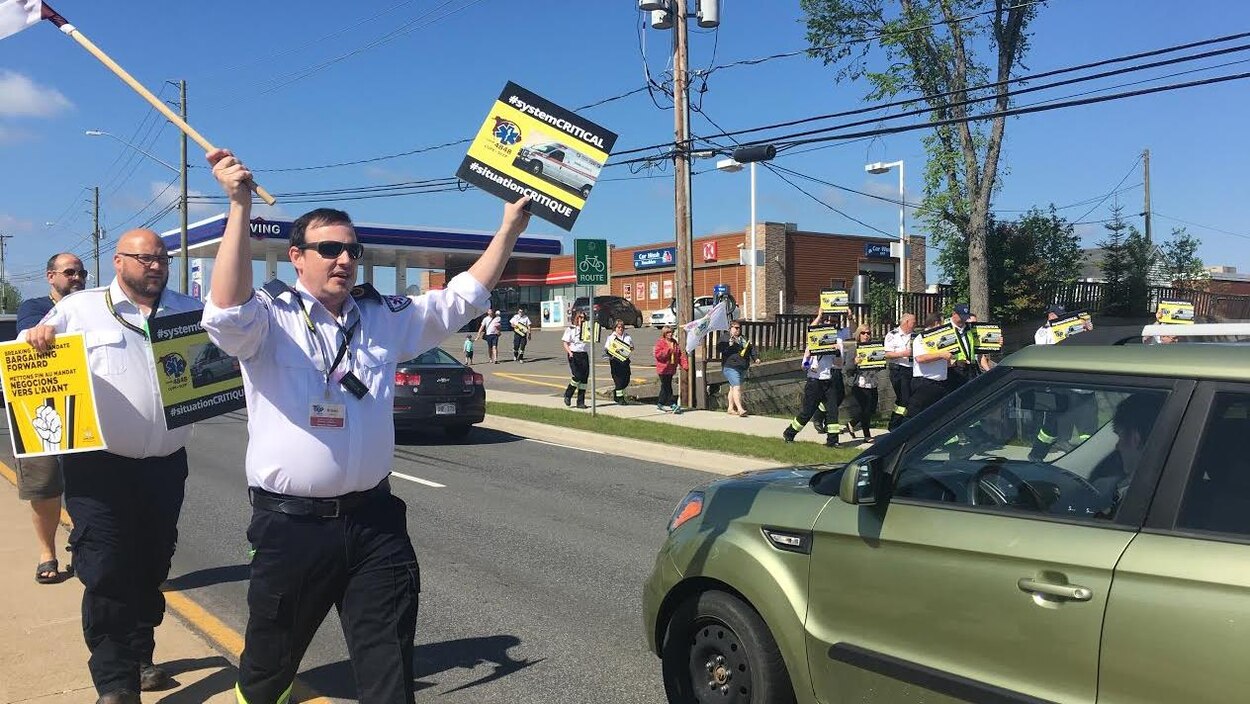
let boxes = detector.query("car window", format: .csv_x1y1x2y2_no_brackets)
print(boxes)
894,380,1169,522
403,348,460,366
1175,391,1250,536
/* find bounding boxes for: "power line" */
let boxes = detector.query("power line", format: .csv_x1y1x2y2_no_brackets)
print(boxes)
1154,213,1250,242
1071,155,1144,225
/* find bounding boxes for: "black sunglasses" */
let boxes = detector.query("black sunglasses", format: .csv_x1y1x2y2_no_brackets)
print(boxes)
52,268,89,278
299,241,365,260
118,252,172,267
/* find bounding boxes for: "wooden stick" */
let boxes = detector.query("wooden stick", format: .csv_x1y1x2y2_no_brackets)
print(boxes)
40,3,277,206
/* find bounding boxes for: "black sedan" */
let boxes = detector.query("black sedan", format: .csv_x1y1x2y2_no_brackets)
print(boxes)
392,347,485,438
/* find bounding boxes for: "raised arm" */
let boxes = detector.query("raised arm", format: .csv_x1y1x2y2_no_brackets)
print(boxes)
207,149,255,308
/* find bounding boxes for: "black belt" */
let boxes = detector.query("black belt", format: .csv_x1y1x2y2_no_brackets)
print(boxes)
249,478,390,519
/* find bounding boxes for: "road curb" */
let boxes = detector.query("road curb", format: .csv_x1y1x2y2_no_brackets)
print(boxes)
477,416,782,475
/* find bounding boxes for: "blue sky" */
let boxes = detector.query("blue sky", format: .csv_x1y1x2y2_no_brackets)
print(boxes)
2,0,1248,298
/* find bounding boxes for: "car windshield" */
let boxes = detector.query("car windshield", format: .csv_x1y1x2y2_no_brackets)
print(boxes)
402,348,460,366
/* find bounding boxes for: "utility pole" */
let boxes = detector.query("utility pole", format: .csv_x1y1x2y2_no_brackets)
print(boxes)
1142,148,1152,245
179,79,189,293
93,185,101,279
0,232,11,313
672,0,695,408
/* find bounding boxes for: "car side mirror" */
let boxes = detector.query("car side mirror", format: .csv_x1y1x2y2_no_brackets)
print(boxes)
839,455,884,505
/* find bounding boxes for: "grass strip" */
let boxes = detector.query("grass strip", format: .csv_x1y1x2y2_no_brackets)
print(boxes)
487,401,859,465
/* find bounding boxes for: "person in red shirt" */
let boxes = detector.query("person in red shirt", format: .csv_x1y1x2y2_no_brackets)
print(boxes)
653,326,686,413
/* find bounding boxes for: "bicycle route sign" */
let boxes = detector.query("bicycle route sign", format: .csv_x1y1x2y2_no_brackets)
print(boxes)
575,238,608,286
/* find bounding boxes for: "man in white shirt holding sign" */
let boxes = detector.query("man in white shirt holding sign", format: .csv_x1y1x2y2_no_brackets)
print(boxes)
202,148,531,704
510,306,532,363
23,229,203,704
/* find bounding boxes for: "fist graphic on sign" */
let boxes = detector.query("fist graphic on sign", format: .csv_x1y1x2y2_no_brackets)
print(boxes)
33,403,63,453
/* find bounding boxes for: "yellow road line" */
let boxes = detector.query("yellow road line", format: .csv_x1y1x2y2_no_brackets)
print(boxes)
0,457,332,703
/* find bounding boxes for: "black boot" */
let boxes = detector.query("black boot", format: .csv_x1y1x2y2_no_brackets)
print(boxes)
782,426,797,443
576,390,588,408
564,386,574,407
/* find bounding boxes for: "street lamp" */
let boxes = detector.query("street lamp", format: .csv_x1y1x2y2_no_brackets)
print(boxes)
865,160,906,292
715,144,775,321
87,129,189,294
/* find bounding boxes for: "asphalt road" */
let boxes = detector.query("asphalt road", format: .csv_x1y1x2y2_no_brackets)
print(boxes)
439,325,665,397
2,411,710,703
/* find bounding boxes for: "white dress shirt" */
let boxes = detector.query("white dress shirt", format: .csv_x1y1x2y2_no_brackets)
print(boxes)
20,280,201,459
604,331,633,358
201,272,489,498
805,349,839,380
563,326,587,353
912,334,949,381
510,314,531,333
884,327,914,367
1035,324,1057,345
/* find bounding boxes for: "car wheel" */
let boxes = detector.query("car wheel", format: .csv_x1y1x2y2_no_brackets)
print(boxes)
580,184,592,199
661,591,795,704
635,313,643,328
444,424,473,440
528,161,543,176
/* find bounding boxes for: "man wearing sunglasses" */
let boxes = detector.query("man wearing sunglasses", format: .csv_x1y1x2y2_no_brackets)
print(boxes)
203,148,532,704
15,253,86,587
23,231,204,704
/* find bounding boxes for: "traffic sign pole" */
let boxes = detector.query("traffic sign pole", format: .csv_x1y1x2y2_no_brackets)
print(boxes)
574,239,608,416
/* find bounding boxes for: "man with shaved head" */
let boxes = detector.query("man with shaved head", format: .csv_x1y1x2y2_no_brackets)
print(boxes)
23,228,204,704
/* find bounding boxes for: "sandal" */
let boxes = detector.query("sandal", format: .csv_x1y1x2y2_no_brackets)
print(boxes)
36,559,59,584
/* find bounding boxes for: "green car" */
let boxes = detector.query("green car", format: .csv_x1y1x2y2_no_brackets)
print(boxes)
644,341,1250,704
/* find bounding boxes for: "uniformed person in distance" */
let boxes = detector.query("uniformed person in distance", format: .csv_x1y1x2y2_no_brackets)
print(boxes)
202,149,531,704
883,312,916,430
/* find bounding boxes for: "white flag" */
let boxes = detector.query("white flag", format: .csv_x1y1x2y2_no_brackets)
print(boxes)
0,0,40,41
682,300,731,353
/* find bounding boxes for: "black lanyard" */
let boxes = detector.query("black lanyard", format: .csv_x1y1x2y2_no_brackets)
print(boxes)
955,325,974,361
294,295,360,386
104,288,158,340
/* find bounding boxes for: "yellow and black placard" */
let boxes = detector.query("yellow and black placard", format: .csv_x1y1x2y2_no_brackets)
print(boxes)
1050,312,1092,342
971,322,1003,351
807,325,842,355
579,321,603,344
513,320,531,336
456,82,618,231
820,289,850,314
1157,299,1195,325
605,335,633,362
855,341,888,369
0,334,106,458
149,311,246,430
920,323,961,355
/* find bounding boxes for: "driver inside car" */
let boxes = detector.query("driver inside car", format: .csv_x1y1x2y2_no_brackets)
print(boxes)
1089,393,1165,517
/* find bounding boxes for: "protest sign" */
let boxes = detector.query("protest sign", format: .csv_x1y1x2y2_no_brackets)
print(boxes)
149,311,245,429
0,333,106,458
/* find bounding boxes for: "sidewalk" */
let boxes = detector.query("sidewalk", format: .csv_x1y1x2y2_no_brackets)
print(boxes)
0,464,237,704
487,389,887,447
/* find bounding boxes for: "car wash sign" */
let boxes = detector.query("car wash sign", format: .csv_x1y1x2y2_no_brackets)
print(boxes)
634,247,676,271
457,82,618,231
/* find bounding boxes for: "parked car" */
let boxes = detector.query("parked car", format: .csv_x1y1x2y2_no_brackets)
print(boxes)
512,141,602,199
649,307,677,328
392,347,485,439
571,295,644,328
644,326,1250,704
651,296,740,328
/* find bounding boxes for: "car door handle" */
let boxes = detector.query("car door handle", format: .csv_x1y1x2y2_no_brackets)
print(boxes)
1018,578,1093,602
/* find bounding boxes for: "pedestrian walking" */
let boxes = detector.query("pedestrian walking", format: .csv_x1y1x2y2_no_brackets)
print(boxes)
717,321,758,417
562,310,591,409
783,329,844,447
605,319,634,405
202,148,532,704
884,313,916,430
653,326,684,413
847,325,879,443
908,313,954,418
479,308,502,363
23,231,202,704
509,306,532,363
16,252,85,585
463,334,475,365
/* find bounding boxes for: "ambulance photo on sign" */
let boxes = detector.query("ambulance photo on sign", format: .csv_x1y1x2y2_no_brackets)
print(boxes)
512,133,604,200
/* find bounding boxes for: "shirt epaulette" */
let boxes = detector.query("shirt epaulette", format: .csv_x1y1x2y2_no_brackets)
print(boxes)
261,278,293,302
350,283,382,303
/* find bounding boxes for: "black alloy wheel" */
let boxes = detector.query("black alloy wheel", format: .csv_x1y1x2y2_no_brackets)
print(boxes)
529,161,543,175
661,591,795,704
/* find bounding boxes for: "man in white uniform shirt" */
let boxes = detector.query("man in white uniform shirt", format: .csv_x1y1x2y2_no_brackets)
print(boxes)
883,313,916,429
24,229,203,704
907,313,954,418
202,149,531,704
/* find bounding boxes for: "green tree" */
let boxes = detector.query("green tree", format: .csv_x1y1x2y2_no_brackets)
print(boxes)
802,0,1043,318
987,206,1082,322
1098,203,1154,315
866,279,897,327
0,279,22,315
1158,226,1207,288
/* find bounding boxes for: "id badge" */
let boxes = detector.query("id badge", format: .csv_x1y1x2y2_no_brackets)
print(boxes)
309,401,346,429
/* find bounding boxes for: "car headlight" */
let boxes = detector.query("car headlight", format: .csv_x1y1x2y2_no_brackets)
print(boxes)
668,491,704,533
